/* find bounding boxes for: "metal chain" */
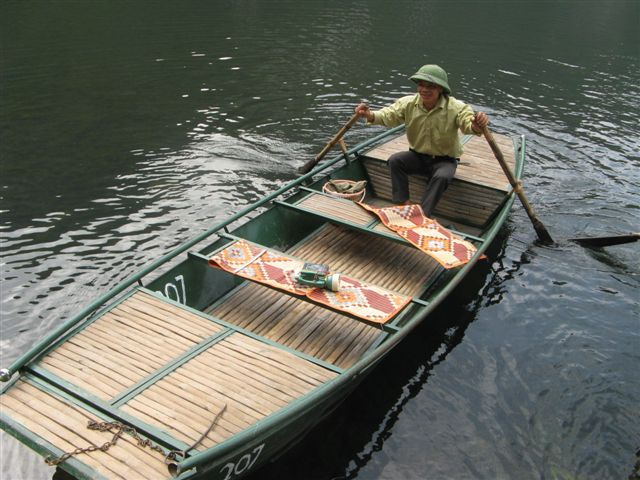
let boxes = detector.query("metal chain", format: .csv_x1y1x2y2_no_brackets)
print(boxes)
45,404,227,467
45,419,176,466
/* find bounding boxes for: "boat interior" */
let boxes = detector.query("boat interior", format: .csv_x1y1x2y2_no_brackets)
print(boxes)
1,132,517,480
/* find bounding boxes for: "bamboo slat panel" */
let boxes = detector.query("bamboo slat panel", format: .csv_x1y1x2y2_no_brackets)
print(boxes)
208,224,442,369
365,133,516,191
0,379,172,480
296,193,374,229
297,194,373,226
363,160,504,228
363,133,512,228
120,332,337,451
37,291,223,401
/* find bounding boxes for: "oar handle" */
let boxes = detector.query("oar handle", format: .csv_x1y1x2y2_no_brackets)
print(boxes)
482,127,554,244
298,113,360,174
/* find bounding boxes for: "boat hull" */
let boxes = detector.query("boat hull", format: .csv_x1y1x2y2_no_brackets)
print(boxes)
1,127,524,480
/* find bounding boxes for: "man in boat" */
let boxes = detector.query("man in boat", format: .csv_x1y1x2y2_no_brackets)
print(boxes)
354,64,490,217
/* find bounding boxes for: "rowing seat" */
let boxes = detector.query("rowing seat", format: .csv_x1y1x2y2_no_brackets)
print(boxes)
362,133,517,228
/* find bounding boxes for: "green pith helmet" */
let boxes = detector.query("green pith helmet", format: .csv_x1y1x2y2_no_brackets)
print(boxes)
410,64,451,95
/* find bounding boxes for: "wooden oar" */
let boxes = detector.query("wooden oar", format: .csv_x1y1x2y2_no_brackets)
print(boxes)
298,113,360,174
570,232,639,247
483,126,639,248
482,126,554,244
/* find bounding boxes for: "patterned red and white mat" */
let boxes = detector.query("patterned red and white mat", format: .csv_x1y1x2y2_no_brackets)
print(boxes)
209,240,410,324
357,202,481,269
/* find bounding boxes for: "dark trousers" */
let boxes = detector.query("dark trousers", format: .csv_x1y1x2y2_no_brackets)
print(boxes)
388,150,458,217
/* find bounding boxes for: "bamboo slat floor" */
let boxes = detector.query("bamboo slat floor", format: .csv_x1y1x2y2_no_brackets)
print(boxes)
120,333,336,452
37,291,224,402
2,379,171,480
207,223,442,369
1,290,339,478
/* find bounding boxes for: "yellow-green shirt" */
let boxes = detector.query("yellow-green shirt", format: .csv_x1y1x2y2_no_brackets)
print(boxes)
370,94,478,158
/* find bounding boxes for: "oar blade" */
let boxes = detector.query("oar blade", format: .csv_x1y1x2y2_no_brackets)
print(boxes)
570,232,640,248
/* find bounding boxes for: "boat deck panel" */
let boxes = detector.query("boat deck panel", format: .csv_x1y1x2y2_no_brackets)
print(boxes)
37,291,225,402
207,224,442,369
296,194,374,227
2,290,341,477
120,332,337,451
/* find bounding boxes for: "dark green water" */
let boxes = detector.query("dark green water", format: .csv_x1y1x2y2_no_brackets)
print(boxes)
1,1,638,479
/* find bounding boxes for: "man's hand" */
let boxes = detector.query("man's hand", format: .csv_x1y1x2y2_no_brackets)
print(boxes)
355,103,374,122
472,112,489,132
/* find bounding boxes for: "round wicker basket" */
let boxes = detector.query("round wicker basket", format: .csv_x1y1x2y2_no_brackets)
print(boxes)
322,180,366,202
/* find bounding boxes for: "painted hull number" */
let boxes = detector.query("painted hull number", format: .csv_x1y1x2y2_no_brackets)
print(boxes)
157,274,187,304
220,443,265,480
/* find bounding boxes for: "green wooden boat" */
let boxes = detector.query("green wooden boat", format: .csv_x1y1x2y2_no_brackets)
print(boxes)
0,123,524,480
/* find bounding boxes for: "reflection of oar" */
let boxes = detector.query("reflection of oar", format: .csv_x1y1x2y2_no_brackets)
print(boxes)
570,232,639,247
482,126,554,244
298,113,360,174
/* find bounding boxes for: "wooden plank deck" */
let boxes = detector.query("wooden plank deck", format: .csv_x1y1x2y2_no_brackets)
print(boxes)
119,333,336,452
207,223,442,369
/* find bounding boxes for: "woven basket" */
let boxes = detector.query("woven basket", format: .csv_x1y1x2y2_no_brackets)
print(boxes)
322,180,366,202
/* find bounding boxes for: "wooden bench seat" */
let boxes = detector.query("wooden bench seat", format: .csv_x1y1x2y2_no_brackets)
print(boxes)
362,133,516,228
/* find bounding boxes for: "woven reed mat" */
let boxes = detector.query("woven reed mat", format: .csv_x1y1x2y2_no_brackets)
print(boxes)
208,240,410,324
357,202,482,269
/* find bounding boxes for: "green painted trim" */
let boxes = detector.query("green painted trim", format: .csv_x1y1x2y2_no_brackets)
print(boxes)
188,250,213,263
365,330,392,355
0,371,20,395
411,297,430,307
454,230,484,243
24,369,192,453
111,329,235,407
365,301,431,353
